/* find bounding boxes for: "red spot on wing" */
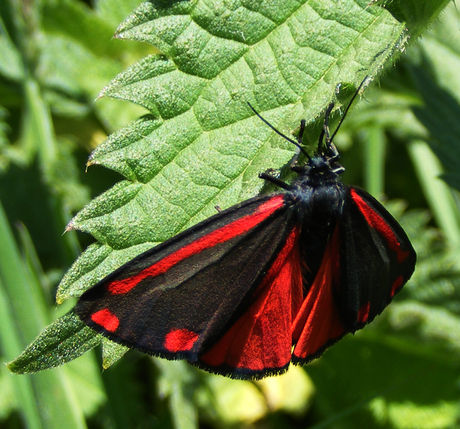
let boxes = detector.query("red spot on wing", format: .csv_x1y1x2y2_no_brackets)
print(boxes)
391,275,404,297
164,329,199,352
350,189,409,263
108,196,285,295
292,225,345,360
358,302,370,323
200,226,303,372
91,309,120,332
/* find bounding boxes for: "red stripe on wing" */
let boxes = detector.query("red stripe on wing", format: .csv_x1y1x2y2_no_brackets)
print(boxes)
107,196,285,295
199,226,303,374
358,302,370,323
91,309,120,332
391,275,404,297
164,329,199,352
292,224,345,361
350,189,409,263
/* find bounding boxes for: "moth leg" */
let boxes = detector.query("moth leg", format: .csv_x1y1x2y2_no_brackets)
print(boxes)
259,172,293,190
288,119,306,168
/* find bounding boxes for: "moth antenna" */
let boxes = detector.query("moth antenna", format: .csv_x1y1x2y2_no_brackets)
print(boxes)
248,103,310,160
329,76,369,144
298,119,306,146
320,103,335,153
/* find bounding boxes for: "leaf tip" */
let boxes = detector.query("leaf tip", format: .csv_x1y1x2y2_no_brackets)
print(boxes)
7,357,30,375
86,157,97,169
96,88,107,101
113,28,125,40
65,219,76,233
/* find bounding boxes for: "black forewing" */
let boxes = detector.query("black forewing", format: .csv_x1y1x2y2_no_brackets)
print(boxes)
337,187,416,329
75,194,298,361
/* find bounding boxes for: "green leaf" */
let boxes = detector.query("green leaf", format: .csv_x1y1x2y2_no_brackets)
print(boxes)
407,140,460,249
8,312,101,374
376,0,451,38
59,0,409,303
0,17,24,82
0,198,90,428
389,300,460,352
306,326,460,428
101,337,129,369
40,0,150,126
410,68,460,192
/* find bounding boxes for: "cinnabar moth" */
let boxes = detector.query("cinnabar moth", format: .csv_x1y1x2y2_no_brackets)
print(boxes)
75,85,416,380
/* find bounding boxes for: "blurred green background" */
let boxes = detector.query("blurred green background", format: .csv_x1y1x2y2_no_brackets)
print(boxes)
1,0,460,428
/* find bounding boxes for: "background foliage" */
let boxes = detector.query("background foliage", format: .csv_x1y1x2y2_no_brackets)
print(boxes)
1,0,460,428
